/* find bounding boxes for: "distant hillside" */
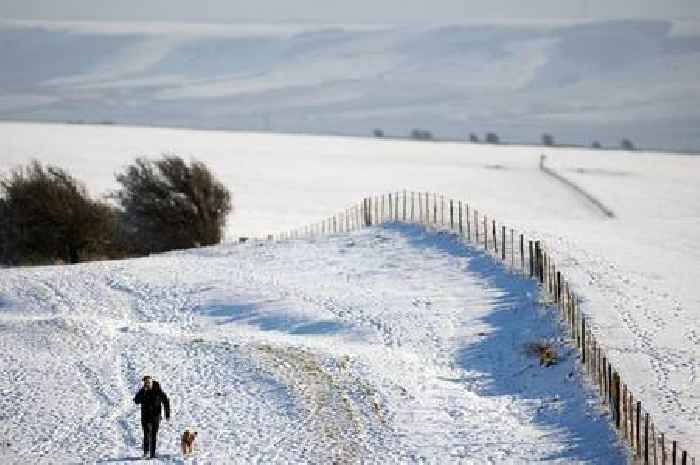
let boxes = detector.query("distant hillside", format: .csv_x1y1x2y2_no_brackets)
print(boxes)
1,19,700,151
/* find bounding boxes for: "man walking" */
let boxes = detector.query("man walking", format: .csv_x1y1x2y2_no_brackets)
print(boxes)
134,375,171,459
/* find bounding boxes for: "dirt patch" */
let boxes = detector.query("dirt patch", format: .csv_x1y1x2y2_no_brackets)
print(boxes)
255,345,380,464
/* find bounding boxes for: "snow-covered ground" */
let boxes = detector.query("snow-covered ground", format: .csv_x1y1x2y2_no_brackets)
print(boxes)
1,19,700,150
0,224,628,464
1,121,699,461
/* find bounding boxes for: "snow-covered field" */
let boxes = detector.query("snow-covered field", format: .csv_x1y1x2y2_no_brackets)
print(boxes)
1,121,699,461
1,19,700,150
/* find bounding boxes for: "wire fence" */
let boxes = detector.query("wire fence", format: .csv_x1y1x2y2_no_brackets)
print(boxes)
264,190,696,465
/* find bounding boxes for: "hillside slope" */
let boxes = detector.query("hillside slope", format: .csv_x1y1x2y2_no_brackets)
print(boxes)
1,19,700,150
0,225,627,464
1,122,699,458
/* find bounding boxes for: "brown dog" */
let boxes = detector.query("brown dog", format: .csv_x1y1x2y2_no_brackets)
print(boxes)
181,429,197,456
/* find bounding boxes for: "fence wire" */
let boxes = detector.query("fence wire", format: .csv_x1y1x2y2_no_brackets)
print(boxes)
269,191,695,465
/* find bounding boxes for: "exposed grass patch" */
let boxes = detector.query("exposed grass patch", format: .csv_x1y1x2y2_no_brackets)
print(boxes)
524,340,557,367
254,345,373,464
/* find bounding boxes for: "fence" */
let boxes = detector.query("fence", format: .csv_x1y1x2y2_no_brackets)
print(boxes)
266,191,696,465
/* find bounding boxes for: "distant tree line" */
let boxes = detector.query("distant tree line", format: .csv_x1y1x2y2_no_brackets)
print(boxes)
0,156,232,266
373,128,637,150
410,129,433,141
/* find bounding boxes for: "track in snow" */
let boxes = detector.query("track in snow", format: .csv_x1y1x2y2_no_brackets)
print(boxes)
0,225,627,464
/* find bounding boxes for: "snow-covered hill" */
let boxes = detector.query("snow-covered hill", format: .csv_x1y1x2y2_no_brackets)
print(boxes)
1,19,700,150
0,224,629,464
1,122,699,461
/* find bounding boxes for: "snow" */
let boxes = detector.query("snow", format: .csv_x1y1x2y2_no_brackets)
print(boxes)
0,225,627,464
2,19,700,151
1,121,699,461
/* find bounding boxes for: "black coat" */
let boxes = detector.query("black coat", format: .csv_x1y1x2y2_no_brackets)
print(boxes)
134,380,171,422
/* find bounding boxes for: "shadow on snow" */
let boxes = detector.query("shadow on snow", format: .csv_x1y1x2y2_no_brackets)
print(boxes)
382,222,627,464
197,300,347,336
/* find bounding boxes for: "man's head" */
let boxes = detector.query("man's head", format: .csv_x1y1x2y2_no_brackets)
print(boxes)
142,375,153,390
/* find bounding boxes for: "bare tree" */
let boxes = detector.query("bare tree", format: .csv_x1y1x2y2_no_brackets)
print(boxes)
541,133,555,146
485,132,500,144
113,156,232,254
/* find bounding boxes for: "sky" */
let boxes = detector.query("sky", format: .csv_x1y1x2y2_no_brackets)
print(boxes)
1,0,698,24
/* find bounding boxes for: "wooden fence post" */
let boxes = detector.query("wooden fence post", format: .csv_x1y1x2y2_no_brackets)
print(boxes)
598,348,603,397
411,192,415,222
661,433,666,465
556,271,561,303
510,229,514,268
424,192,429,224
492,220,497,253
475,210,479,242
598,349,603,397
417,192,422,223
361,197,367,226
425,192,429,225
632,392,637,451
603,356,608,402
458,201,463,234
568,287,572,338
379,194,386,223
464,202,472,237
652,423,657,465
606,360,611,410
440,195,444,225
581,315,586,365
614,372,621,430
484,216,488,249
502,226,506,261
539,245,545,283
450,199,454,230
622,383,628,441
364,198,368,226
433,193,437,224
529,241,534,277
592,339,596,383
374,197,379,225
637,401,642,457
472,208,477,242
466,205,471,240
645,412,650,464
395,191,399,221
520,234,525,271
403,190,407,221
595,341,600,387
672,440,677,465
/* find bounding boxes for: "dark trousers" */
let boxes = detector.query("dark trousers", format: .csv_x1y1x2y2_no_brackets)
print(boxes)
141,418,160,458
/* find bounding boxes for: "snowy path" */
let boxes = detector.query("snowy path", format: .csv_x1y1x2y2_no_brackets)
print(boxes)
0,225,627,464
